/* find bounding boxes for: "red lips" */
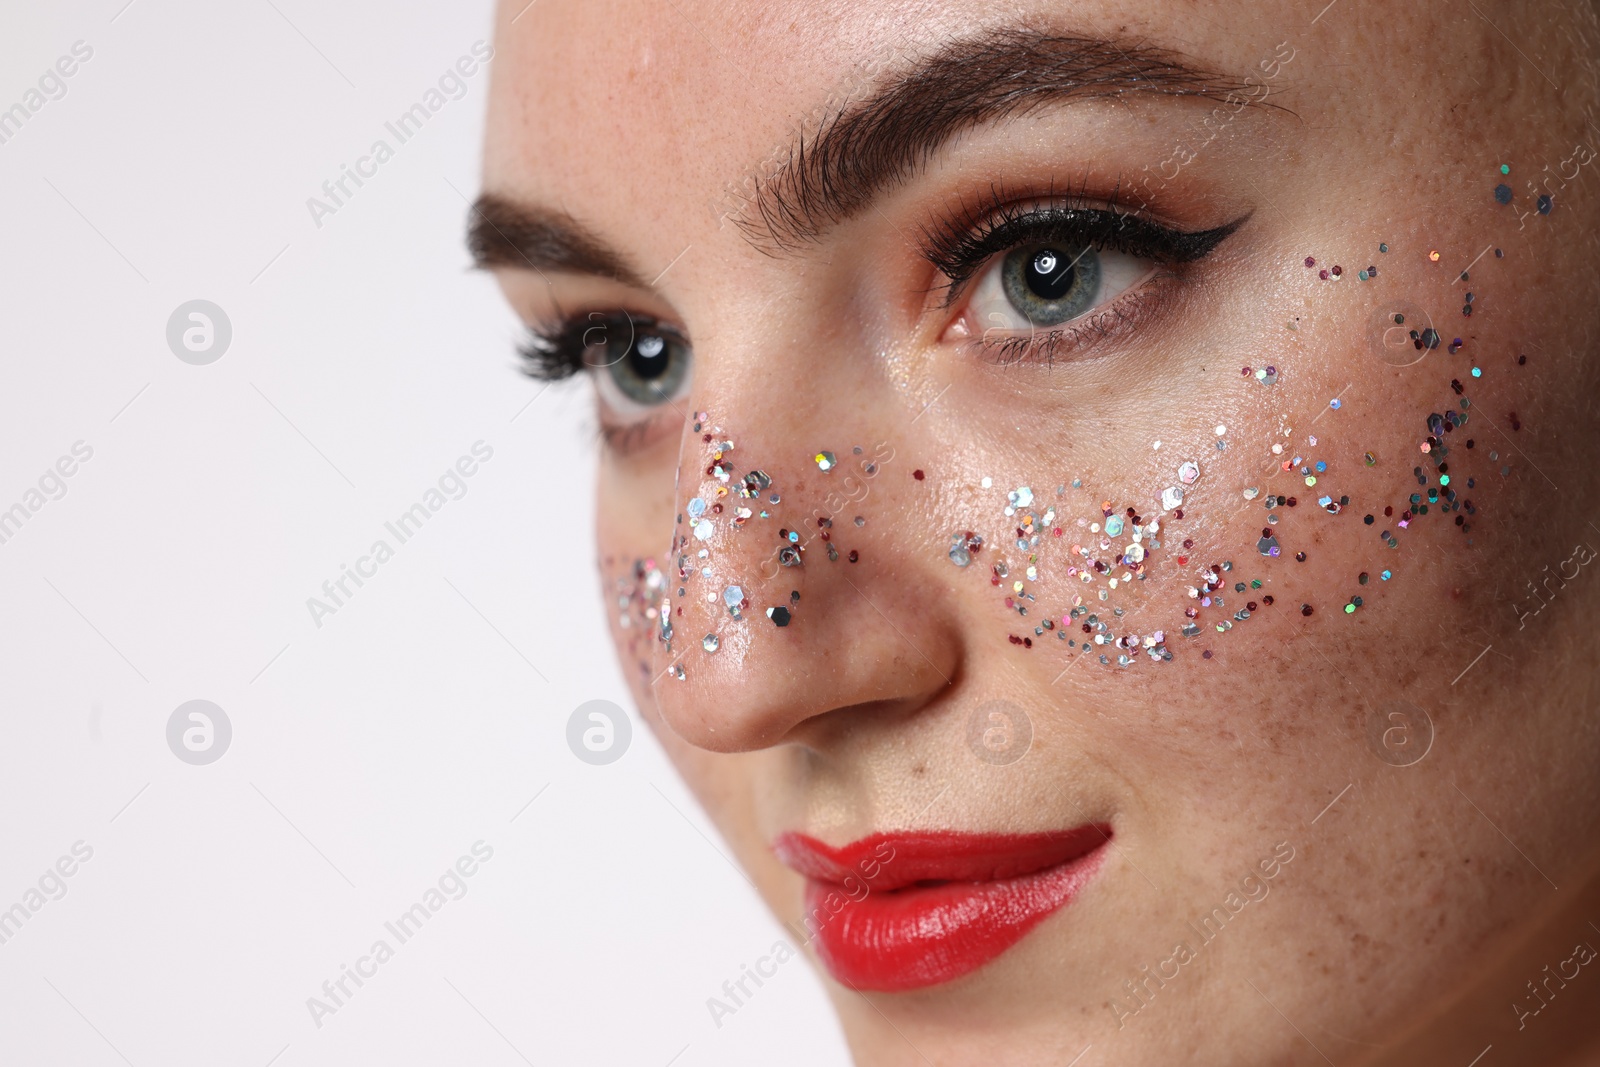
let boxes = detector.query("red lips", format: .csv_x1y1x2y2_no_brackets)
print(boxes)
773,825,1111,992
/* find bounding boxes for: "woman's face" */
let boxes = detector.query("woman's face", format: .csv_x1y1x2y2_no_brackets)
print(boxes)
482,0,1600,1061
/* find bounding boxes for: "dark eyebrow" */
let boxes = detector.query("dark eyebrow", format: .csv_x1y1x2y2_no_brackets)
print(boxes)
740,28,1269,250
467,193,647,286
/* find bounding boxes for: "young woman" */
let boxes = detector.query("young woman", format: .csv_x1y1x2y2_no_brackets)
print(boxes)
475,1,1600,1061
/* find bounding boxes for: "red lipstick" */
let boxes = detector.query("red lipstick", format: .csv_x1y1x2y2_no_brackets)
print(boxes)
773,825,1111,992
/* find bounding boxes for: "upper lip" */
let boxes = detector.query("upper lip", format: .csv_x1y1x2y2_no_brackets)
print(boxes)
773,825,1111,889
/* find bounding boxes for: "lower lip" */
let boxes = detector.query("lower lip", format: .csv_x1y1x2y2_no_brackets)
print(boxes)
774,826,1111,992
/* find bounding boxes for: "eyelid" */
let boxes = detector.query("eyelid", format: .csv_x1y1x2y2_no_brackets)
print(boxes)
920,190,1246,305
518,309,686,381
965,277,1171,367
598,419,664,455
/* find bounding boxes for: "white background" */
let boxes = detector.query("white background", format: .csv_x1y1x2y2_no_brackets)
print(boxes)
0,2,849,1063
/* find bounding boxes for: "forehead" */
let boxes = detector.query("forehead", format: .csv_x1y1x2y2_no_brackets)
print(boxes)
485,2,830,233
481,0,1249,258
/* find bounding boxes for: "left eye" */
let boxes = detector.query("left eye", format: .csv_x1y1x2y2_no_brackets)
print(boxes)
963,243,1152,336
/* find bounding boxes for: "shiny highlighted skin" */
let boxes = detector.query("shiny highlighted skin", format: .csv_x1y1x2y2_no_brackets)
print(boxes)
774,826,1112,991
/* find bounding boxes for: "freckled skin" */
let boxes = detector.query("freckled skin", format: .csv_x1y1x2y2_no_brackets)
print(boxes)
484,1,1600,1063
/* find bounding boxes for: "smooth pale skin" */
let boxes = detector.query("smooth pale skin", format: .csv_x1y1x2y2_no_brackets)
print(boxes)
482,1,1600,1063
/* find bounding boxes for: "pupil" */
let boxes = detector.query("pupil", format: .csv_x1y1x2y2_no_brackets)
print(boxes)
628,333,668,379
1027,247,1075,300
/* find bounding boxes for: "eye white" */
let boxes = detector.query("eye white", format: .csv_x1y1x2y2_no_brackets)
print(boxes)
965,246,1153,337
592,348,693,420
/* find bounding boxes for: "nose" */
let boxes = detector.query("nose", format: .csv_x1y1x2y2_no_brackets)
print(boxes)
648,388,959,753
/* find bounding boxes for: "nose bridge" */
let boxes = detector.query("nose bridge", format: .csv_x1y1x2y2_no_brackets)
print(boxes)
649,395,953,752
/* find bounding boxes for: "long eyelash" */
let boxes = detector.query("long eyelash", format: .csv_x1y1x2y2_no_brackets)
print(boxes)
516,317,591,382
921,183,1246,301
516,311,682,383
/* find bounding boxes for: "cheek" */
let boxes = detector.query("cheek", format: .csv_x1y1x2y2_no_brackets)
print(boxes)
926,390,1353,674
599,551,669,696
595,444,684,713
902,278,1546,804
946,296,1523,686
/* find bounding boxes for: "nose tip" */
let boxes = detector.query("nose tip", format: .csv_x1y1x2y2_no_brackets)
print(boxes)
648,417,954,752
